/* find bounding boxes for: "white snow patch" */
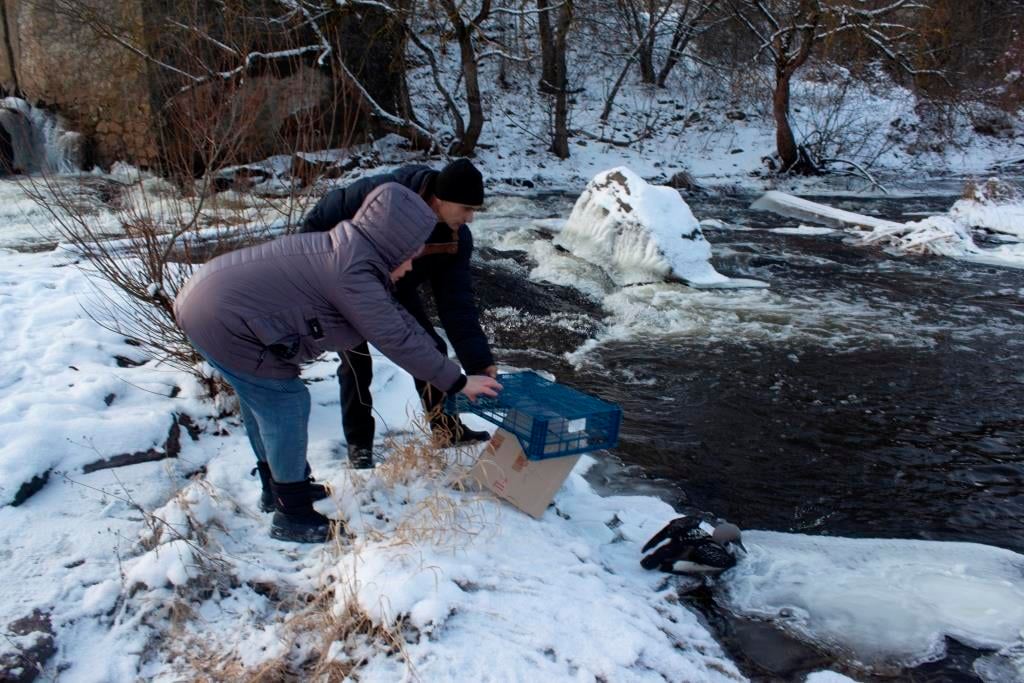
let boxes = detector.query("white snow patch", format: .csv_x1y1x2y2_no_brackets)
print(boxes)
772,226,836,236
805,672,861,683
125,539,198,589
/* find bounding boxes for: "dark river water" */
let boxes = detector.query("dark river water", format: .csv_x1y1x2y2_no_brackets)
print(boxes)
474,190,1024,682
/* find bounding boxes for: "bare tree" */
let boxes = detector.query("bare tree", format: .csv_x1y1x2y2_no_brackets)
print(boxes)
656,0,720,87
29,0,360,387
616,0,661,84
600,0,719,121
537,0,560,93
548,0,574,158
435,0,493,155
729,0,931,173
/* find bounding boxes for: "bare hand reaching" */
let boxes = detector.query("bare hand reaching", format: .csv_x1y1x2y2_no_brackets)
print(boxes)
460,375,502,402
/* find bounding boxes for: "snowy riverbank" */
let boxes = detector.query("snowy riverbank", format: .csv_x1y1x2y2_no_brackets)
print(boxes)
3,167,1024,680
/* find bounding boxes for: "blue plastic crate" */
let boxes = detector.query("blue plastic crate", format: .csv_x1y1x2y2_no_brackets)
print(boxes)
448,372,622,460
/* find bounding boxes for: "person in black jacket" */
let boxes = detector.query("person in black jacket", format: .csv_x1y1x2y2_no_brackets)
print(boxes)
300,159,497,468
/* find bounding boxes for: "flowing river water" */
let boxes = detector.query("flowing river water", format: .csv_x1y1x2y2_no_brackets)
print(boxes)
470,189,1024,682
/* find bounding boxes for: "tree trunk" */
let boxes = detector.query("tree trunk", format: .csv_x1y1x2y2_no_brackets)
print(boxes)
638,3,656,85
773,72,799,171
657,0,711,88
453,37,484,156
600,53,636,121
439,0,491,156
550,0,573,158
537,0,558,93
316,5,436,150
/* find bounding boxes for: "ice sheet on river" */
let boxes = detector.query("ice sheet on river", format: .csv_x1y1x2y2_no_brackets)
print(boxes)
555,167,763,287
751,189,1024,269
719,531,1024,674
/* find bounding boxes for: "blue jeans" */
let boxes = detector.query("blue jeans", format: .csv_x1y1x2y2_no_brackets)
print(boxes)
196,349,310,484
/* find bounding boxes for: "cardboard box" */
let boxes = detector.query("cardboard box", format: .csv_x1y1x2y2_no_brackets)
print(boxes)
469,428,581,518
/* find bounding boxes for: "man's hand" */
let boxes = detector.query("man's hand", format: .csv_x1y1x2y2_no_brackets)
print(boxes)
480,365,498,379
460,375,502,402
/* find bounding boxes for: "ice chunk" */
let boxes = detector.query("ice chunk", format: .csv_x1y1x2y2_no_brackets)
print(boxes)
750,191,896,230
555,167,730,286
720,531,1024,671
752,190,1024,269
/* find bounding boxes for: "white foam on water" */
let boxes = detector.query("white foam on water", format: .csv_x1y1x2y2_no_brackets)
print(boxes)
973,641,1024,682
484,205,1018,358
0,175,132,249
566,281,944,362
720,531,1024,672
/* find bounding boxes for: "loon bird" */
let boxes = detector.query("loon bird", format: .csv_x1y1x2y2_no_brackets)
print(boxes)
640,515,746,574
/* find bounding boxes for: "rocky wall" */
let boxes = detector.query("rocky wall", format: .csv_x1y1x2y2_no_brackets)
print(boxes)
0,1,405,171
0,0,158,167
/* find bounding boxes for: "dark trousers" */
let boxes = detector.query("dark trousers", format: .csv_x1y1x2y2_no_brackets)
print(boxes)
339,291,448,450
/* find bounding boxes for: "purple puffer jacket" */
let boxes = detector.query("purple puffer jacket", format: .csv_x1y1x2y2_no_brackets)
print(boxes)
174,183,463,391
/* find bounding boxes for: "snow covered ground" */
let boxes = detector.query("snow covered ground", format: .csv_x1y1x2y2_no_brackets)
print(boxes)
398,38,1024,196
0,245,745,681
3,167,1024,682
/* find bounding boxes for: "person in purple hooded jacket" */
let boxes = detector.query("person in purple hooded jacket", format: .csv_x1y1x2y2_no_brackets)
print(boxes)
175,184,501,543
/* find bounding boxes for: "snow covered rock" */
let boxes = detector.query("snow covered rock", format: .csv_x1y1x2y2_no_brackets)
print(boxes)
555,167,729,286
950,178,1024,240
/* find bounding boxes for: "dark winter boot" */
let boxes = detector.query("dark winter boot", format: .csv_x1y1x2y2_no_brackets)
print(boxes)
253,461,276,513
253,461,328,514
269,480,334,543
347,445,374,470
431,414,491,447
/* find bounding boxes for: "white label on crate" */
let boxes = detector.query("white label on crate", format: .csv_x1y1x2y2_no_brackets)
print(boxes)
566,418,586,433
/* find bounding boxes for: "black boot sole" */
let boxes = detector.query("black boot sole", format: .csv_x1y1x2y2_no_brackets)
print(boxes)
270,513,332,543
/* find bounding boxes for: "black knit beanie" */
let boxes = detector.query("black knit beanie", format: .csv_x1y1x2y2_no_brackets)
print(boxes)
434,158,484,207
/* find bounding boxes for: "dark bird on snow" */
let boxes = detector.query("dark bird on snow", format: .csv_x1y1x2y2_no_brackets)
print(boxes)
640,515,746,574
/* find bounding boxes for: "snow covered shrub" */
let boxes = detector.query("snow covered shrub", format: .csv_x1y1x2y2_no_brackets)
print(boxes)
793,64,904,170
374,424,496,550
962,177,1023,204
293,575,413,680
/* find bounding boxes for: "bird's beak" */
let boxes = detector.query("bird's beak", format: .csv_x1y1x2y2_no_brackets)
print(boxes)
734,540,748,554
